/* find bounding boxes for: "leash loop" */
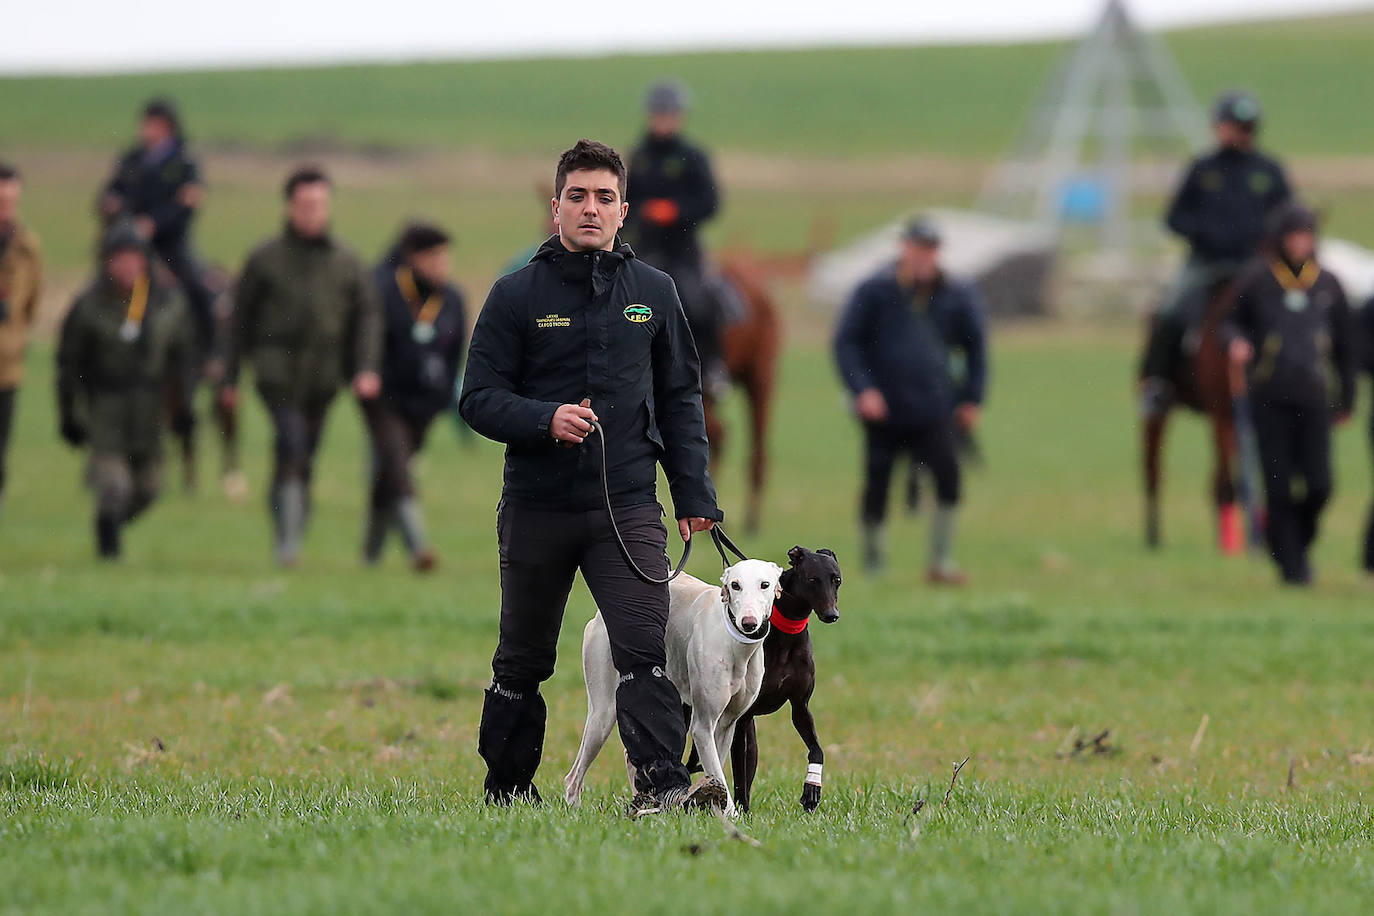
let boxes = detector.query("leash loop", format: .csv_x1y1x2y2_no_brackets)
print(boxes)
590,421,692,585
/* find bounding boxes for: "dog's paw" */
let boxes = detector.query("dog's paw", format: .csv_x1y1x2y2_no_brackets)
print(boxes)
800,784,821,812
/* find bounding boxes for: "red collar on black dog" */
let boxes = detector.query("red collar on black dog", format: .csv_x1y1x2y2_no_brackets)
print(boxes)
770,601,809,635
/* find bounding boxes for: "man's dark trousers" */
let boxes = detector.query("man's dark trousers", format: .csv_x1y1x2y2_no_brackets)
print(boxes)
1252,401,1332,583
862,421,961,524
479,500,691,802
0,388,16,500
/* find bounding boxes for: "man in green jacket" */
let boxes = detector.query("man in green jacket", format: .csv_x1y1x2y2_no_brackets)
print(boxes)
57,219,190,559
219,165,382,566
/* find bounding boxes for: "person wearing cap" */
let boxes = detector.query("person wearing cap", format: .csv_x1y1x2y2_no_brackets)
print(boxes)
833,217,988,582
56,219,191,559
99,98,216,479
0,162,43,521
361,222,467,571
623,80,724,390
1140,90,1293,411
1221,202,1355,586
219,165,382,567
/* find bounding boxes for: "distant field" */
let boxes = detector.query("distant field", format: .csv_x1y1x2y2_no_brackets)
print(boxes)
1,11,1373,156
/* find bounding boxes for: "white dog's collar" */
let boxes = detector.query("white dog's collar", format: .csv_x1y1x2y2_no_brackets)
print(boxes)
722,600,768,645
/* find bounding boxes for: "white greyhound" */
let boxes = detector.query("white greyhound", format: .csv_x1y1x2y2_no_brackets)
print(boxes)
564,558,782,815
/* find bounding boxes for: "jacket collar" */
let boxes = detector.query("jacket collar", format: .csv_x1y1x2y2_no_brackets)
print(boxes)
533,235,635,298
284,223,333,249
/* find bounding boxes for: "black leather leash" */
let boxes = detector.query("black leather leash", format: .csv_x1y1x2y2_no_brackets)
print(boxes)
590,420,750,585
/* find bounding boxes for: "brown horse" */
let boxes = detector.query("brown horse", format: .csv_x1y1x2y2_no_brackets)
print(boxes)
1142,281,1249,554
704,258,783,534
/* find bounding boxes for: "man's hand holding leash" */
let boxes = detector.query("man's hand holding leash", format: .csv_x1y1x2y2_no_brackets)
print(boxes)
551,398,598,444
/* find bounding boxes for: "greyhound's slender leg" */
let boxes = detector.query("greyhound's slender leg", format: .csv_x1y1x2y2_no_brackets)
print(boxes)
564,622,619,806
791,695,824,812
691,708,734,813
731,716,759,813
683,703,703,773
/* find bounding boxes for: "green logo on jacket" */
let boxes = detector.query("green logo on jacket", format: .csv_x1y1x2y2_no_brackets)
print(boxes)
623,304,653,323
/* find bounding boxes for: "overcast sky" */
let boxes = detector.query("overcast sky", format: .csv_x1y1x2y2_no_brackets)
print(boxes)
5,0,1367,74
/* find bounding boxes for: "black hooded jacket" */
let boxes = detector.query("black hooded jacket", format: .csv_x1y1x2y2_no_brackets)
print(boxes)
624,133,719,261
459,236,721,520
373,251,466,420
1221,255,1356,414
103,140,202,253
1165,146,1291,265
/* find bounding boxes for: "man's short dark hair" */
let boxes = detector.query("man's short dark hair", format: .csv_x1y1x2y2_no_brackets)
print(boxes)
284,165,331,200
0,161,18,182
554,139,627,200
398,221,451,255
142,96,182,136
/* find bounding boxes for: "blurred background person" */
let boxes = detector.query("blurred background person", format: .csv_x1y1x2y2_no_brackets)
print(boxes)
833,217,988,582
0,162,43,522
219,166,382,567
362,222,466,572
1140,90,1292,415
56,220,190,559
623,80,724,391
1363,294,1374,578
500,184,558,277
98,98,216,485
1222,202,1355,586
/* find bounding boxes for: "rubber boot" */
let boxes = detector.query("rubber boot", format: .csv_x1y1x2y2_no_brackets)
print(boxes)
96,514,122,560
395,497,436,572
927,504,967,585
862,522,885,574
362,500,388,565
274,479,306,567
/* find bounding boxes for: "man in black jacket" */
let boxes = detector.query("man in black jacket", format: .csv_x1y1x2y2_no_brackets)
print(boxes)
1141,91,1292,412
623,81,724,390
362,222,466,572
1222,203,1354,585
460,139,725,812
833,218,988,582
99,98,216,478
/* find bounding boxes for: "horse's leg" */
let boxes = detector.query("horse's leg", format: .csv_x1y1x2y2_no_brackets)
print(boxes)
704,396,726,475
1143,409,1168,549
1211,410,1242,556
743,364,773,535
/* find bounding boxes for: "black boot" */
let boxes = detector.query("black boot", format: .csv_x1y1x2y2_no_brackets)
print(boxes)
478,681,547,804
615,664,690,795
96,514,122,560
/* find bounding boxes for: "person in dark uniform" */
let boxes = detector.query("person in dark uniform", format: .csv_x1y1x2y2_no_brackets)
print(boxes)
1359,294,1374,577
56,220,190,559
220,166,382,567
1222,203,1355,586
99,99,216,476
460,139,725,813
623,81,724,391
362,222,466,572
833,217,988,583
0,162,43,522
1141,91,1292,414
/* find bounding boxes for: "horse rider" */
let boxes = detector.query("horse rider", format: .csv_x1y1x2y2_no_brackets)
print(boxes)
361,222,466,572
623,80,726,393
833,217,989,583
98,98,216,475
1222,202,1355,586
57,219,191,559
219,165,382,567
460,139,725,813
1140,91,1292,414
0,161,43,522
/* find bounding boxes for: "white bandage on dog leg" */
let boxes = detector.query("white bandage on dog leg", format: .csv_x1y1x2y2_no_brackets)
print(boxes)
805,763,823,787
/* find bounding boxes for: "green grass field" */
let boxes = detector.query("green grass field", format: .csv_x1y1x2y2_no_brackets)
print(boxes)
3,325,1374,912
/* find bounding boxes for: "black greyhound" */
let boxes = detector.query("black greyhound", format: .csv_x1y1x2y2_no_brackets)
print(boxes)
687,545,842,812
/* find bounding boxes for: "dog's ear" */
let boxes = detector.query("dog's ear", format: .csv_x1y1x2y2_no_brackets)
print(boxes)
817,548,837,560
771,563,784,597
788,545,806,566
719,585,728,604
